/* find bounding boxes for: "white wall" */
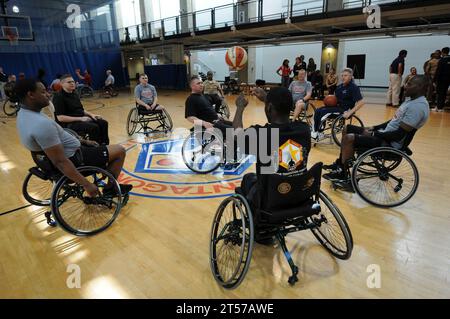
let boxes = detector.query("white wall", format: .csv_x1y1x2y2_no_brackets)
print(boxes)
337,35,450,87
191,49,230,80
255,42,323,83
191,42,322,83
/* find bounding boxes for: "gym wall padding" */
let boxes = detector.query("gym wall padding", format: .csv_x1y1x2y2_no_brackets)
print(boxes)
143,64,188,90
0,50,127,89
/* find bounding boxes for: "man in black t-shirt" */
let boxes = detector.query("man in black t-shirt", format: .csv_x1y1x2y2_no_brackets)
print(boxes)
53,74,109,145
387,50,407,107
185,75,233,137
233,87,311,244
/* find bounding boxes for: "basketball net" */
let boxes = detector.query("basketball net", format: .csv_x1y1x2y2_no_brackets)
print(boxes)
4,27,19,46
7,33,18,46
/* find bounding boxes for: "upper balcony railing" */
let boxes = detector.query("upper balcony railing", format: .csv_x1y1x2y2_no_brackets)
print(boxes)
118,0,421,45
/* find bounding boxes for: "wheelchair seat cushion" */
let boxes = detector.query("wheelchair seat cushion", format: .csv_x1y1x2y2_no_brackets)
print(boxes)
258,199,320,223
137,105,162,115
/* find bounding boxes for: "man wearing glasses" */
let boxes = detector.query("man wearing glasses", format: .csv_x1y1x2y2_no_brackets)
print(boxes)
53,74,109,145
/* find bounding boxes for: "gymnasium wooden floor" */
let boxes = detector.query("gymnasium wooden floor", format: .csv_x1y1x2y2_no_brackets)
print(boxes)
1,89,449,298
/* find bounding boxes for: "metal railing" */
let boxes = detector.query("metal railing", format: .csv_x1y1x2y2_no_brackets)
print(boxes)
117,0,413,44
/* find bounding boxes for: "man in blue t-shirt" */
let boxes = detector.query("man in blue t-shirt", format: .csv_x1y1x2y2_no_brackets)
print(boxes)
134,74,166,112
387,49,407,107
311,68,365,139
323,75,430,188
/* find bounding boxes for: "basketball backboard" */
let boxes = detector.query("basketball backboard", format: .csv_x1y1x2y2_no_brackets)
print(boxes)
0,14,34,42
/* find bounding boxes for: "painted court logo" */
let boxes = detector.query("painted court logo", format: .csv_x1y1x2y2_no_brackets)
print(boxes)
118,138,255,200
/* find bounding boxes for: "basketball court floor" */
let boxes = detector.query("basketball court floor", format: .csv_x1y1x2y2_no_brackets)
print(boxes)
1,90,450,298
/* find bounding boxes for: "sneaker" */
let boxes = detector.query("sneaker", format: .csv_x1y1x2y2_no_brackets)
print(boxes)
334,179,355,193
311,131,324,140
392,105,399,108
437,109,444,113
386,103,392,107
323,160,340,171
323,168,347,181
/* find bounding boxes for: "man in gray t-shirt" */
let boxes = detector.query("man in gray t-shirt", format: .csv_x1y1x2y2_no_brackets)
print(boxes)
323,75,430,184
18,108,81,158
379,95,429,149
134,73,167,112
16,79,133,197
288,69,312,119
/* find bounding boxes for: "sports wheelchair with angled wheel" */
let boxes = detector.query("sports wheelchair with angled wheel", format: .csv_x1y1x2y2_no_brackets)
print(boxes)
181,126,243,174
77,85,94,98
332,130,419,208
312,110,364,147
126,104,173,136
210,162,353,289
290,101,316,126
22,146,128,236
100,85,119,98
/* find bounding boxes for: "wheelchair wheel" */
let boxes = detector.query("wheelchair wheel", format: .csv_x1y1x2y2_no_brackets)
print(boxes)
297,102,316,126
351,147,419,208
218,101,230,119
22,171,53,206
80,86,94,98
51,166,122,236
210,194,254,289
160,108,173,132
126,108,138,136
3,99,19,116
331,114,364,146
309,191,353,259
181,131,223,174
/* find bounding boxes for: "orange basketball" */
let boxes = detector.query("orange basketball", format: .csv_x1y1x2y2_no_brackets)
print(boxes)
323,95,338,107
52,82,62,92
225,46,248,70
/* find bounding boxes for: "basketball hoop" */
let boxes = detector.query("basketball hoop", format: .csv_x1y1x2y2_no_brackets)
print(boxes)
2,26,19,46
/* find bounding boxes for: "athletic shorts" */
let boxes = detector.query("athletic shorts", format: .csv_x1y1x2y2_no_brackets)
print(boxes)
347,124,386,149
77,145,109,168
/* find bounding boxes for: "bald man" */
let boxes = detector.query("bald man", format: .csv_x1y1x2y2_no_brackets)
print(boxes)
323,75,430,186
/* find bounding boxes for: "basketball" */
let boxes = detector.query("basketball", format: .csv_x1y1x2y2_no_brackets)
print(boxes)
225,46,248,70
323,95,338,107
52,82,62,92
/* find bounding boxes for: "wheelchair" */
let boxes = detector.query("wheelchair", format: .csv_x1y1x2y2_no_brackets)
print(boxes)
2,97,19,117
332,130,419,208
311,109,364,146
290,100,316,126
205,93,230,119
126,104,173,136
77,84,94,98
100,85,119,98
3,84,20,116
209,163,353,289
22,145,128,236
181,127,242,174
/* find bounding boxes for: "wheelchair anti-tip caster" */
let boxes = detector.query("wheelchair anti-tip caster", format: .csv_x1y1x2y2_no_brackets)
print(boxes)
44,211,57,227
288,266,299,286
